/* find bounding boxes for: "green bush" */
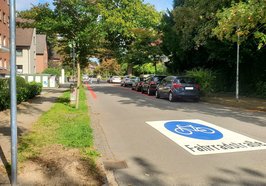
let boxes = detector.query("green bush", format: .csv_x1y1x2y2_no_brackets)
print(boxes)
28,82,42,99
0,77,43,111
42,68,61,76
12,76,29,103
256,81,266,98
0,78,10,111
186,68,216,96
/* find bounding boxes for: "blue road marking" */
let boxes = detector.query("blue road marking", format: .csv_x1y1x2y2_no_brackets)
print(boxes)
164,121,223,140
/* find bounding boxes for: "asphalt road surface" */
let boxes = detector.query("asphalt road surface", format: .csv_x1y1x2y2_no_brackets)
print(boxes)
86,83,266,186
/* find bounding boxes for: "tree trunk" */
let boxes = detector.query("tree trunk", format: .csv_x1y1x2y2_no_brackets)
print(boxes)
75,61,80,109
127,63,133,75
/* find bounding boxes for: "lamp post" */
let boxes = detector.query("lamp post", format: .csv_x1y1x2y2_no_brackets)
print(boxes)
236,32,240,100
10,0,17,185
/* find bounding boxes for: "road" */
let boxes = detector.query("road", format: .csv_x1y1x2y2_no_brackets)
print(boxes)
86,83,266,186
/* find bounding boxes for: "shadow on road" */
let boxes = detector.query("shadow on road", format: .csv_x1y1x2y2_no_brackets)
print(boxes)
114,156,166,185
88,84,266,127
208,167,266,186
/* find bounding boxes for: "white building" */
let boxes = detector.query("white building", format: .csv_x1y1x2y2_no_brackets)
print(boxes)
16,27,36,74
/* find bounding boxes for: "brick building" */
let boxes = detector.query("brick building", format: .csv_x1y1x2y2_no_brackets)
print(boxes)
0,0,10,77
36,34,48,73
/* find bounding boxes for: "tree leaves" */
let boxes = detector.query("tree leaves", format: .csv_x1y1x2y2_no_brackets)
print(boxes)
213,0,266,48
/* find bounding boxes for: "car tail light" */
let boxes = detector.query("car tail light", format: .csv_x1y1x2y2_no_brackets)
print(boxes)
195,84,200,90
172,83,182,89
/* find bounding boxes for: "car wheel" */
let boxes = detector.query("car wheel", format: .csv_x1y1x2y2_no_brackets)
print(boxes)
168,92,175,102
155,90,160,98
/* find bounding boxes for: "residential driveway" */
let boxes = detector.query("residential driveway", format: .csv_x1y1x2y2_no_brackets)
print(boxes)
0,88,66,185
87,83,266,186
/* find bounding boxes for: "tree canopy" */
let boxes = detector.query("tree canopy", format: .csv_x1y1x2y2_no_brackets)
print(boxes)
213,0,266,48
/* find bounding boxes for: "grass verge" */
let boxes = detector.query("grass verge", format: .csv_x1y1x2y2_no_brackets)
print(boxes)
18,86,99,162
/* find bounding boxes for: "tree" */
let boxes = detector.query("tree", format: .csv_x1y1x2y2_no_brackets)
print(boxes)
94,59,122,77
213,0,266,49
98,0,162,70
161,0,235,73
53,0,105,108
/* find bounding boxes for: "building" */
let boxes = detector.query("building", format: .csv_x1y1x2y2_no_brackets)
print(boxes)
36,34,48,73
16,27,36,74
0,0,10,77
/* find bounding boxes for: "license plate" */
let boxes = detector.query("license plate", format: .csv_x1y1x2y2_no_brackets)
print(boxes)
185,87,194,90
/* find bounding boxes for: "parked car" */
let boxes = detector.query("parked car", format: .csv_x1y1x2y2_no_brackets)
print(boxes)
141,75,167,95
155,76,200,102
110,76,122,84
82,74,89,83
120,76,129,86
121,76,137,87
131,77,140,90
134,74,150,92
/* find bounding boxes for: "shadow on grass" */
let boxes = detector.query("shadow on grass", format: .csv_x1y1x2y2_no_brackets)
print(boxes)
56,97,70,104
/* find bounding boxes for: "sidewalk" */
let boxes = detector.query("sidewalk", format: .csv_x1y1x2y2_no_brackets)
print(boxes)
0,88,67,185
201,94,266,112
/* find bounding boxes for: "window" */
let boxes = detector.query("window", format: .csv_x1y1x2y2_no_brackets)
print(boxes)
16,65,23,73
0,58,2,68
3,36,6,46
0,10,2,21
3,59,7,69
16,49,23,56
3,12,6,24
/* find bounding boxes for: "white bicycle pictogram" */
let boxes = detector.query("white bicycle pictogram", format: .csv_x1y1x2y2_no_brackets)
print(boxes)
174,124,216,135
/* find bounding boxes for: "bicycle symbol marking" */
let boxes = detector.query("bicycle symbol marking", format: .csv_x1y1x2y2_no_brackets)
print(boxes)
164,121,223,140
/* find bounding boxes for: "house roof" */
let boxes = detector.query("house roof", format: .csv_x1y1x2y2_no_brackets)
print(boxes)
16,27,34,47
36,35,47,54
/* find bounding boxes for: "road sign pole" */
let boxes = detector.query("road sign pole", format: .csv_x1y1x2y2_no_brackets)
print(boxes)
10,0,17,185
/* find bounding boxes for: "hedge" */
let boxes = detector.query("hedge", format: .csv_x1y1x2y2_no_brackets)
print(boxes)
186,68,216,96
0,77,42,111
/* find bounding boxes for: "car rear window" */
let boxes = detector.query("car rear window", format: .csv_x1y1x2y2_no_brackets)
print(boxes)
176,77,195,84
154,76,166,82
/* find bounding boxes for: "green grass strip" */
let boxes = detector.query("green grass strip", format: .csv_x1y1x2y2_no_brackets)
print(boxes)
18,87,96,161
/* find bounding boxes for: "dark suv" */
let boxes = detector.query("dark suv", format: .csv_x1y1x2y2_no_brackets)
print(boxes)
141,75,167,95
156,76,200,102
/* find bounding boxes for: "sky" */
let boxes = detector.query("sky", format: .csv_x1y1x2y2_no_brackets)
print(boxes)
16,0,173,12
